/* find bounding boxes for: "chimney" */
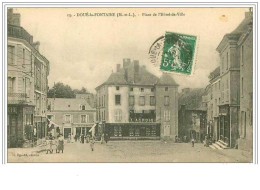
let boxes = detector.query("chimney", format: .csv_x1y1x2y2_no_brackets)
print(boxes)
123,58,131,68
133,60,139,73
116,64,121,72
125,68,128,81
33,41,40,51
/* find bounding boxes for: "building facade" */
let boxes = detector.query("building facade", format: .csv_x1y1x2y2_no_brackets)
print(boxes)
205,67,221,141
237,11,253,152
7,9,50,147
205,10,253,148
178,88,207,142
96,59,179,140
47,96,96,139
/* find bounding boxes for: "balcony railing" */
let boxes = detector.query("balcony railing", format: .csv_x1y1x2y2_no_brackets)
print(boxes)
8,24,33,45
8,93,27,104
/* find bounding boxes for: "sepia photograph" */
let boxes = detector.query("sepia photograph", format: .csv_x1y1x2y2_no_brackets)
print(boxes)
5,6,255,163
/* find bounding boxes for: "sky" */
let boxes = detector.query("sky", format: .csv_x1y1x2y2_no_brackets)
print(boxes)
14,7,248,93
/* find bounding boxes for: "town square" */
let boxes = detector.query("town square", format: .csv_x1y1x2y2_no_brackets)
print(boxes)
6,7,254,163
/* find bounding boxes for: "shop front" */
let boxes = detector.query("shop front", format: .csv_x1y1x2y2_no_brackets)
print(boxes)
105,123,161,140
219,105,230,146
7,105,34,148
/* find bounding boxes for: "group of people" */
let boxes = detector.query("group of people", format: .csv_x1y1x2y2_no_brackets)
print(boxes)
46,134,64,154
65,132,110,152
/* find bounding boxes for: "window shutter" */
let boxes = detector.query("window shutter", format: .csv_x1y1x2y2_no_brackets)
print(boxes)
71,115,73,123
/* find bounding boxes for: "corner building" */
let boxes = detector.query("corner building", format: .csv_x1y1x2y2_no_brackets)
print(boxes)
7,9,49,147
96,59,178,140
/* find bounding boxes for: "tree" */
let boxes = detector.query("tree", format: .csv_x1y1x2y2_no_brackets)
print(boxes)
47,82,75,98
47,83,89,98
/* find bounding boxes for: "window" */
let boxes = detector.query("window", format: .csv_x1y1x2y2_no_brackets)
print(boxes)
81,115,89,123
164,110,171,121
114,109,122,122
226,52,229,70
115,95,121,105
68,105,71,107
165,87,168,91
8,45,15,65
130,87,133,91
129,96,135,106
151,88,154,92
150,96,155,106
116,86,120,90
241,77,244,97
25,114,33,125
140,88,144,92
241,45,244,66
64,115,71,123
22,48,25,67
139,96,145,106
164,96,170,106
8,77,15,93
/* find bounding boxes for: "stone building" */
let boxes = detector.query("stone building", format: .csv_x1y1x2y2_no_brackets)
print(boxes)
95,59,179,140
178,88,207,142
206,9,253,148
7,9,50,147
204,67,221,140
47,95,96,139
237,11,253,152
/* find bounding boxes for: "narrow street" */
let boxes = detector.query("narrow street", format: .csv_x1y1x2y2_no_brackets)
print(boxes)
8,141,252,163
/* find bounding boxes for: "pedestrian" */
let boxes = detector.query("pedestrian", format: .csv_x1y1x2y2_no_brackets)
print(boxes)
81,134,85,144
104,133,109,144
86,133,90,143
101,133,105,144
57,134,64,153
191,137,195,147
67,133,71,143
46,136,53,154
90,136,95,151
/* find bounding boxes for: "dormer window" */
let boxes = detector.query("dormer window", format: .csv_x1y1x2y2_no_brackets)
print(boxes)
165,87,168,91
116,86,120,90
80,105,86,110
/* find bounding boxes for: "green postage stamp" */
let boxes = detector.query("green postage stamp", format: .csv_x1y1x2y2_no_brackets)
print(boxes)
160,31,197,75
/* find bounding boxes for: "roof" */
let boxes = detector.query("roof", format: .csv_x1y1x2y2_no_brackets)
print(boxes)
178,88,206,111
103,72,128,85
208,67,220,81
47,98,95,111
96,60,179,89
157,73,179,86
216,11,253,52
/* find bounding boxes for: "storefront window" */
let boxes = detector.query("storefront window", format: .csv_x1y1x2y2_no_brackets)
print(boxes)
135,127,140,136
146,127,151,136
151,126,156,136
129,126,134,137
114,126,122,137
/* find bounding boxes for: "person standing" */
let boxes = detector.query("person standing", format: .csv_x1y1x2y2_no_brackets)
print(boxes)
57,134,64,153
191,137,195,147
101,133,105,144
104,133,109,144
90,136,95,151
81,134,85,144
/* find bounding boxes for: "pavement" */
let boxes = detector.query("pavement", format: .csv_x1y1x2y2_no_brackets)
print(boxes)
7,141,253,163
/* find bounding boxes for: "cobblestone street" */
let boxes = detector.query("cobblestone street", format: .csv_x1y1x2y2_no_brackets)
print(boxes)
8,141,252,163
